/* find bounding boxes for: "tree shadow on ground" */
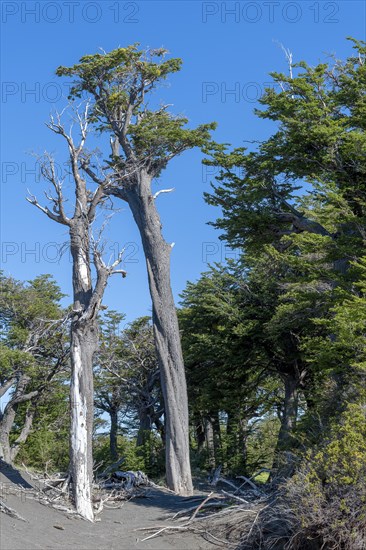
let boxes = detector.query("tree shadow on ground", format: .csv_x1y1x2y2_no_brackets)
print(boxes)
128,486,209,518
0,459,33,488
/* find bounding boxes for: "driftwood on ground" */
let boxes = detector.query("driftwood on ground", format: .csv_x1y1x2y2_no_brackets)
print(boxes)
135,469,270,545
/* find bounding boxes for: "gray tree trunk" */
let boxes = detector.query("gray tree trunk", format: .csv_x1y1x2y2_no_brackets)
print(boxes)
109,408,119,461
205,416,216,469
276,374,299,451
0,415,13,464
272,373,299,479
123,171,193,495
195,414,206,455
226,411,238,469
136,407,153,447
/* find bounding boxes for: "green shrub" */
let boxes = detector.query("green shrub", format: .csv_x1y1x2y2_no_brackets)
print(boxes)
285,403,366,549
93,433,164,479
17,425,69,473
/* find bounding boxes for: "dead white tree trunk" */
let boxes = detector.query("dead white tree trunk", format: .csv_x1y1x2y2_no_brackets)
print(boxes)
28,105,125,520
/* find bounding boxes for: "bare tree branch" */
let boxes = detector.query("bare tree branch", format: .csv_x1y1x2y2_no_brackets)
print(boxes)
153,188,175,200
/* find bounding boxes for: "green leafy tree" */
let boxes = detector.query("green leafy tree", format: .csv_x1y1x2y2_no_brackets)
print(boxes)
179,264,280,474
0,273,68,464
95,313,164,474
56,45,216,495
203,39,366,465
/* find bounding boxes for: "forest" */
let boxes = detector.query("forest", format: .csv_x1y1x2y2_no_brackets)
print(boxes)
1,37,365,550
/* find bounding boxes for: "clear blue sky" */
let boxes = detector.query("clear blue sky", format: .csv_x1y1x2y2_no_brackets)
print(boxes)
1,0,365,322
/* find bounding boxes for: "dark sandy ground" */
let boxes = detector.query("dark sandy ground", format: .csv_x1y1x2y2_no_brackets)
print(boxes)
0,462,214,550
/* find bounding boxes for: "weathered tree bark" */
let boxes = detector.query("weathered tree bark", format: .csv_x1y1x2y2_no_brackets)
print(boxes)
69,324,96,522
0,414,13,464
59,51,209,495
121,171,193,495
68,186,114,520
28,110,124,520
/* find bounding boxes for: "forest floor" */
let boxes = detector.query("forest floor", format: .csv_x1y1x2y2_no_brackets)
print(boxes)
0,463,215,550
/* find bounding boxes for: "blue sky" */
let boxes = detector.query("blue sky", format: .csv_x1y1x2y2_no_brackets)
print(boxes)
1,0,365,322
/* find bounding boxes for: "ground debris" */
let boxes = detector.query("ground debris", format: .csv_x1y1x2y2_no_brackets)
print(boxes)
136,472,269,546
0,498,27,522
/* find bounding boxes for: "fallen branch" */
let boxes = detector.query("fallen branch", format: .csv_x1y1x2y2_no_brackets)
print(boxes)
172,499,225,520
188,491,214,523
221,490,250,504
140,525,194,542
0,499,27,522
236,475,263,495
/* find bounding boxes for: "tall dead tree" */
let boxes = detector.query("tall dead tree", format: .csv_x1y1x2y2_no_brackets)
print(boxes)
28,105,125,520
57,47,215,495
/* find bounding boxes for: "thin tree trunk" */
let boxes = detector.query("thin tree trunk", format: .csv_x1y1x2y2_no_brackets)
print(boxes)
276,374,299,451
205,416,216,468
271,373,299,479
226,411,238,470
124,173,193,496
238,417,249,473
136,407,153,447
10,407,35,463
211,411,222,464
195,413,205,454
109,408,119,461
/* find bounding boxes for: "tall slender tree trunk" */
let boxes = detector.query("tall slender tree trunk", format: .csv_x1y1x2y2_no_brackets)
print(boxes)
109,408,119,461
124,172,193,496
